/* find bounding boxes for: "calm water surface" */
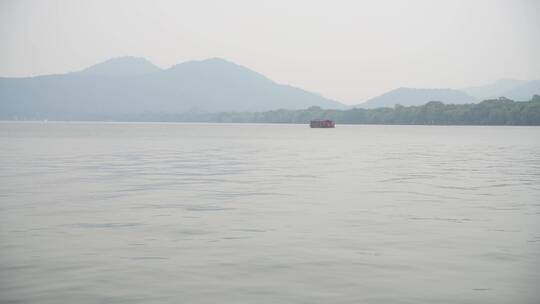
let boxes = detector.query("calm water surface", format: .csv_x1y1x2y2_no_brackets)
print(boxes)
1,122,539,303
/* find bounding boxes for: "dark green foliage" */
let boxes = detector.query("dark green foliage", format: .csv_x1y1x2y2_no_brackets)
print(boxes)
155,96,540,125
14,96,537,125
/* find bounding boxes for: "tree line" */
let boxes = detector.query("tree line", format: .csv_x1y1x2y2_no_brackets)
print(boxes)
134,95,540,125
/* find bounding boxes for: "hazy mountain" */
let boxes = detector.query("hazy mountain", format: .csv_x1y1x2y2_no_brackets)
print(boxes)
500,80,540,101
77,56,162,76
0,57,344,120
357,88,477,109
463,79,540,100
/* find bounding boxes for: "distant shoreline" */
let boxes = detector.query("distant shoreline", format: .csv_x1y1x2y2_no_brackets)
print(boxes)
1,122,539,127
3,96,538,126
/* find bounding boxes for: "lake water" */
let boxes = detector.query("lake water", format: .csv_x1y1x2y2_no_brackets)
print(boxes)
1,122,539,303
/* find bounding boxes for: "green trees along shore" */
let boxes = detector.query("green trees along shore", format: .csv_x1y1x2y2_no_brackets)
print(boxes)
155,95,540,125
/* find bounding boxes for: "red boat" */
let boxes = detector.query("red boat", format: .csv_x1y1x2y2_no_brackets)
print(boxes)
310,119,335,128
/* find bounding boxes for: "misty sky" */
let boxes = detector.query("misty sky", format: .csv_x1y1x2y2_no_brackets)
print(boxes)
1,0,539,103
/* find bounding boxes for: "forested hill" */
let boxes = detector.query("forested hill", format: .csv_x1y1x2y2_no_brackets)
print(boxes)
121,96,540,125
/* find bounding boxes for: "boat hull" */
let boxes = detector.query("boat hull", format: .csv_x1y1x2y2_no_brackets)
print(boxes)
310,120,335,128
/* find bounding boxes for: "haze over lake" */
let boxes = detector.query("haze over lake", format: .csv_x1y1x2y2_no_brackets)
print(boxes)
1,1,539,302
1,122,539,303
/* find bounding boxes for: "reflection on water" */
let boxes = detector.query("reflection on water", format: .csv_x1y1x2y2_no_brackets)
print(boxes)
1,122,539,303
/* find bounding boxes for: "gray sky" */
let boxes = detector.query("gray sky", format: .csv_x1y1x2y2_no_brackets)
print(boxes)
1,0,539,103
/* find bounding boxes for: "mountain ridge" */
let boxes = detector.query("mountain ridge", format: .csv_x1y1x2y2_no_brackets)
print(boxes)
77,56,162,76
357,87,477,108
2,57,539,117
356,79,540,108
463,78,540,100
0,56,345,120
